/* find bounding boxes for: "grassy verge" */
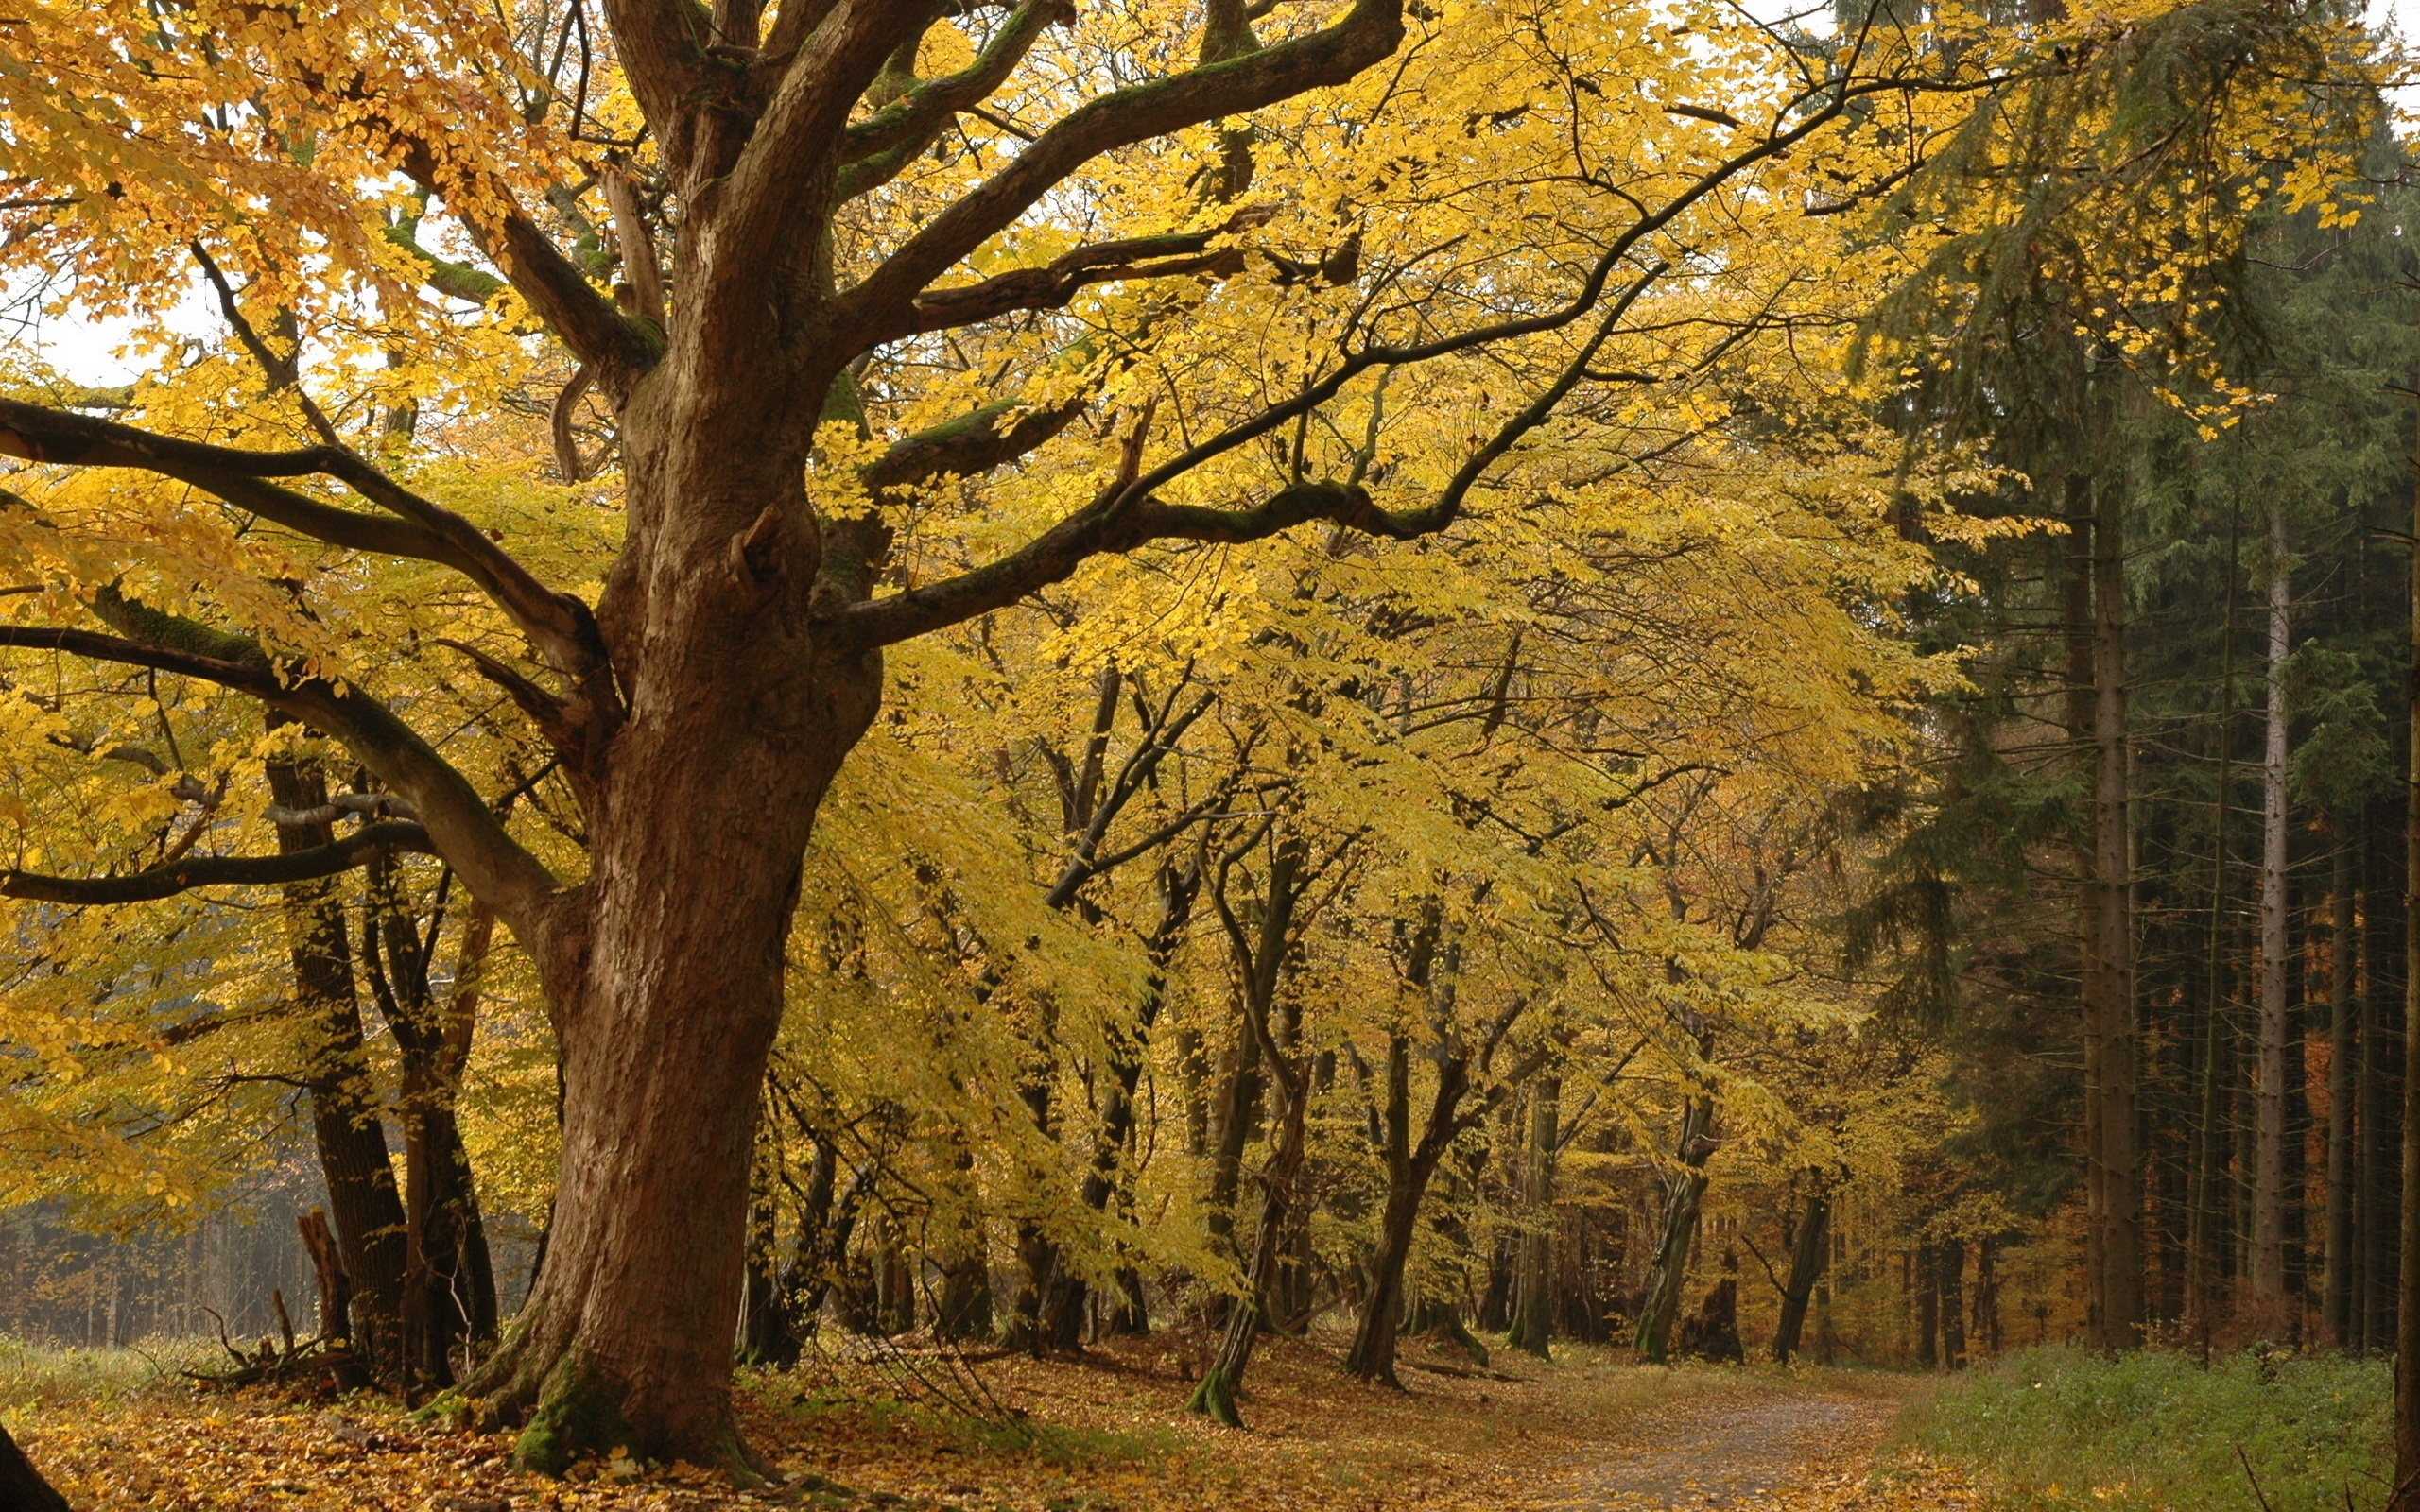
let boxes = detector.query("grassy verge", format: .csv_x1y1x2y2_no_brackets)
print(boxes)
1898,1345,2390,1512
0,1334,212,1413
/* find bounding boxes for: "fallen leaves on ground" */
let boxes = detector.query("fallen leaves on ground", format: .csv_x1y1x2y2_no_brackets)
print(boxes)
16,1330,1984,1512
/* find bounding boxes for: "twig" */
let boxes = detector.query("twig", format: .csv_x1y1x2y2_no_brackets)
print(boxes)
200,1305,246,1367
2236,1446,2274,1512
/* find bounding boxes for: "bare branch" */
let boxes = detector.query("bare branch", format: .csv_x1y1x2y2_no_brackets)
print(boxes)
0,613,567,948
882,215,1264,343
2,822,435,905
0,399,612,685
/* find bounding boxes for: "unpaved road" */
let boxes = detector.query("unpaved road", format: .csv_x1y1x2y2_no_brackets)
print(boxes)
1543,1390,1901,1509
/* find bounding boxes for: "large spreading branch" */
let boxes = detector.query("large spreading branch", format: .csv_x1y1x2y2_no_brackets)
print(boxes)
836,0,1405,342
0,400,611,689
0,620,567,949
2,822,434,906
824,57,1995,652
832,0,1072,204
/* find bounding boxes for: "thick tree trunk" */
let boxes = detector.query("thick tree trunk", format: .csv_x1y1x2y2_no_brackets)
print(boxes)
1772,1194,1830,1365
2253,504,2292,1321
1509,1077,1560,1359
459,387,882,1470
2327,833,2359,1346
0,1421,70,1512
1635,1091,1712,1365
268,755,411,1386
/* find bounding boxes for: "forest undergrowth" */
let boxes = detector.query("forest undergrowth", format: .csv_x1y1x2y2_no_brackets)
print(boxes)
7,1327,1979,1512
1899,1347,2391,1512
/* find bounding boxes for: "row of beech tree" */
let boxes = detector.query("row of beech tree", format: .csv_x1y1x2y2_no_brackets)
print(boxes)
0,0,2409,1496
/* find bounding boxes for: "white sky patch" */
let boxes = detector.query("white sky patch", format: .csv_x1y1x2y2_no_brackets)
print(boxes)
4,0,2412,387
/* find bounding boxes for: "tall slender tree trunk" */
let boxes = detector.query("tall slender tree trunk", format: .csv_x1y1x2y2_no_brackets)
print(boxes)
1635,1089,1713,1364
2365,807,2403,1351
1772,1193,1831,1365
2327,832,2359,1346
1509,1077,1561,1359
2189,507,2239,1353
267,753,411,1385
2073,472,2144,1349
2062,475,2115,1346
1342,1011,1472,1385
1187,1064,1308,1428
1041,862,1201,1345
2254,505,2292,1320
2393,373,2420,1510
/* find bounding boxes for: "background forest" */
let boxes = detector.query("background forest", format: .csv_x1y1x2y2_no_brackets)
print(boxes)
0,0,2413,1504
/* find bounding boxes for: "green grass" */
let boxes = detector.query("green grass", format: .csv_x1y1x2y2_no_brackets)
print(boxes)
1900,1345,2391,1512
0,1336,215,1414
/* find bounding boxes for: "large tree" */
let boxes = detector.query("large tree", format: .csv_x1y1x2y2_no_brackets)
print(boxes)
0,0,2090,1471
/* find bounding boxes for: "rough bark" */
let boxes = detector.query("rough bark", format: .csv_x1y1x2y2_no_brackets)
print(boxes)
268,754,412,1387
1635,1091,1713,1365
2327,832,2359,1346
1772,1193,1831,1365
2253,504,2292,1319
2087,473,2145,1348
0,1420,70,1512
1509,1077,1560,1359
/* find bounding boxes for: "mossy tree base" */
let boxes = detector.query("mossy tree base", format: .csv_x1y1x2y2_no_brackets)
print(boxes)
1185,1362,1244,1428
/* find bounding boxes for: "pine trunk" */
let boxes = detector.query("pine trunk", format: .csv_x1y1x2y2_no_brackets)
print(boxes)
2254,505,2291,1319
2394,404,2420,1509
2088,473,2145,1348
2327,833,2359,1345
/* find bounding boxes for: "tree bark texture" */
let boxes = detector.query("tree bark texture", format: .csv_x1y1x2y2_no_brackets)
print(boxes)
0,1420,70,1512
2327,833,2359,1345
2253,504,2291,1318
1772,1193,1831,1365
268,755,412,1387
2088,473,2145,1348
1635,1090,1713,1365
1509,1077,1561,1360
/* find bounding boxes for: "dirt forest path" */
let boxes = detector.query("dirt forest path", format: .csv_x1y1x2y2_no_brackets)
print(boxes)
1530,1387,1907,1510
